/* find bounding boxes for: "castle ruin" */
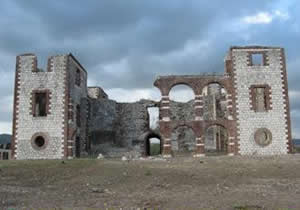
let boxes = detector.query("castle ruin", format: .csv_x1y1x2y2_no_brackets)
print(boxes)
11,46,293,159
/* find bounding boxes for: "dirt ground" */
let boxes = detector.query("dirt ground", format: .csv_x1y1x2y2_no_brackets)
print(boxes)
1,155,300,209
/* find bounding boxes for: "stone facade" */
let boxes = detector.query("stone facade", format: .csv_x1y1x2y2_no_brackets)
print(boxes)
11,46,293,159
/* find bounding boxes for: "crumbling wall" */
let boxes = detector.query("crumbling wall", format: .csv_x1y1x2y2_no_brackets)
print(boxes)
89,99,154,157
169,100,195,122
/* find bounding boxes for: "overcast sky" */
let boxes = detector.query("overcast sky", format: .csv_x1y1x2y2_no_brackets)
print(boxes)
0,0,299,137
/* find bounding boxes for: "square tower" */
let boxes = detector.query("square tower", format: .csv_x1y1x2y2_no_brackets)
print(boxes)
229,46,292,155
11,53,88,159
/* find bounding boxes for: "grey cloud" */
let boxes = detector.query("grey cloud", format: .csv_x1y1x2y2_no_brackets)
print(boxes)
0,0,299,136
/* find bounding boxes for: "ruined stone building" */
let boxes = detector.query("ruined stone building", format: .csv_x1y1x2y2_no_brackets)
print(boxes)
11,46,293,159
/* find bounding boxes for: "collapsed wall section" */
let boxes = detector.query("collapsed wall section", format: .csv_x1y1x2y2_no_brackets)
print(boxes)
88,99,151,157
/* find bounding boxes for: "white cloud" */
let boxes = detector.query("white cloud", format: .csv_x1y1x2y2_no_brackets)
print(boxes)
274,10,290,20
0,122,12,134
106,88,161,102
242,10,290,25
243,12,273,24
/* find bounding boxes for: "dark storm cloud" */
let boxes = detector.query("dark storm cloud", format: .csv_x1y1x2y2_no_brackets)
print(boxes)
0,0,299,136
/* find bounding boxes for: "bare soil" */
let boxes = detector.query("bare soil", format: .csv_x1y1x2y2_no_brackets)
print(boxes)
1,155,300,209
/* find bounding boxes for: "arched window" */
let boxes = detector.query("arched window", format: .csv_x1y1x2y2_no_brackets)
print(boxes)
75,68,81,86
169,84,194,102
202,83,227,120
169,84,195,121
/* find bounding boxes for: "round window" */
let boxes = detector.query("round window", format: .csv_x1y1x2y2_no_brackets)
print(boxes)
254,128,272,147
31,132,48,150
34,136,45,147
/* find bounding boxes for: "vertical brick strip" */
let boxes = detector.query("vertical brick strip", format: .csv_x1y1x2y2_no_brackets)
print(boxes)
280,49,293,153
63,56,70,158
228,48,240,155
11,56,21,159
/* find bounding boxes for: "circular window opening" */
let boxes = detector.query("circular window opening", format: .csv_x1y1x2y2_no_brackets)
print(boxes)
34,136,45,148
31,132,49,150
254,128,272,147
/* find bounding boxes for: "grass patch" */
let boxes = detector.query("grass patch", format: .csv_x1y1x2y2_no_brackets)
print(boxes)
150,143,160,156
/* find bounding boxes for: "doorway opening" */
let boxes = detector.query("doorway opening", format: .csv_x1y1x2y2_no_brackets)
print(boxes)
145,134,161,156
204,125,228,156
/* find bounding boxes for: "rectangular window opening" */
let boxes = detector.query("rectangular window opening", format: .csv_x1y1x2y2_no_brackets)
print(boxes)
34,92,47,117
255,87,267,112
75,68,81,87
251,53,264,66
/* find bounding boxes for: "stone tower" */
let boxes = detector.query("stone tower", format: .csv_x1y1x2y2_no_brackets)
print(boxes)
11,53,88,159
227,46,292,155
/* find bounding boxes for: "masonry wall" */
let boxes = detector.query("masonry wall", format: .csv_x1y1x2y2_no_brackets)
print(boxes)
88,99,152,157
13,54,68,159
67,57,88,157
231,47,291,155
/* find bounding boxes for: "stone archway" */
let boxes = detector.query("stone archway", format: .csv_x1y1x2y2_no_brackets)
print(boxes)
145,133,162,156
171,125,196,156
204,124,228,155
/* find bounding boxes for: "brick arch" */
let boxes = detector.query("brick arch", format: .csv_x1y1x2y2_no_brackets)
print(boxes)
200,80,231,96
172,122,197,135
203,122,229,135
203,123,229,154
168,82,197,97
171,123,198,155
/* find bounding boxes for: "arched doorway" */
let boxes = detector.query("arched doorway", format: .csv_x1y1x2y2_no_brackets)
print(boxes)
145,134,161,156
171,125,196,156
202,83,228,120
204,125,228,155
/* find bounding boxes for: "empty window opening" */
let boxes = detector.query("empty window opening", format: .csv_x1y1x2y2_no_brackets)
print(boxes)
146,136,161,156
204,125,228,156
255,87,267,112
3,152,9,160
147,107,159,130
75,136,81,158
169,85,195,120
202,83,227,120
171,126,196,156
75,68,81,86
169,85,195,102
251,53,263,65
34,136,45,148
34,92,47,117
76,105,81,127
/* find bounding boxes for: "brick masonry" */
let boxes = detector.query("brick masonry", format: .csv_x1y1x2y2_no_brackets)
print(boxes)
11,46,293,159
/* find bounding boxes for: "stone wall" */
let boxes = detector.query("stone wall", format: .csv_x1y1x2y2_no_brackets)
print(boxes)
231,47,291,155
67,57,88,157
13,54,68,159
88,99,155,157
